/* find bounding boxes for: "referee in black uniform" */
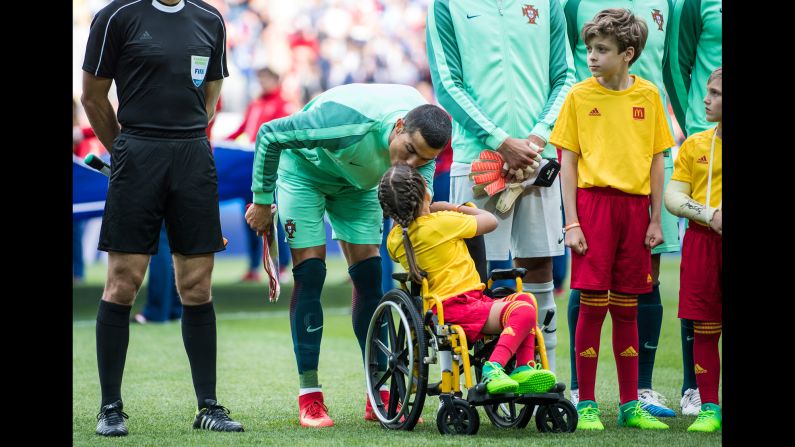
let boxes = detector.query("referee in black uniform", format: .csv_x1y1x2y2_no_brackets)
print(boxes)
82,0,243,436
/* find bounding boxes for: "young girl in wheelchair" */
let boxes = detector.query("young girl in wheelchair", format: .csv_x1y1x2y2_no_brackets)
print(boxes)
379,164,556,395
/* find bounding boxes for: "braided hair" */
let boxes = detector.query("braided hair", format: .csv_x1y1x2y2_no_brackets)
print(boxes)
378,164,427,283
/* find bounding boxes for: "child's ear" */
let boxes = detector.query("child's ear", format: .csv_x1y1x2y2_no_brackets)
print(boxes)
624,46,635,62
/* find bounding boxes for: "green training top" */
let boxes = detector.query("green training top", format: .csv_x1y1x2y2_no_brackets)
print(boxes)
563,0,675,165
663,0,722,136
251,83,435,205
426,0,576,163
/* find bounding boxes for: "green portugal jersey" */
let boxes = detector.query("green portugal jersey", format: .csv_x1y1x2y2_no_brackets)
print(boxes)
251,83,435,205
426,0,576,163
664,0,722,136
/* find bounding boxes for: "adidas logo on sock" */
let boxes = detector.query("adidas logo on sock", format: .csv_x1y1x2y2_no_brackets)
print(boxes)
694,363,708,374
579,347,597,358
619,346,638,357
589,107,601,116
501,326,516,336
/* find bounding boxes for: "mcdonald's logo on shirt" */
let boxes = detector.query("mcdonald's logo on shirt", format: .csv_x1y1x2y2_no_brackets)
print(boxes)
632,107,645,120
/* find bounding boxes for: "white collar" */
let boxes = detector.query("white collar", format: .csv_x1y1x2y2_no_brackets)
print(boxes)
151,0,185,13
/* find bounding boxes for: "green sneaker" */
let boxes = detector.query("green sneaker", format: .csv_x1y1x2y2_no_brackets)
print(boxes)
618,400,669,430
481,361,519,394
687,403,721,432
509,361,557,394
576,400,604,430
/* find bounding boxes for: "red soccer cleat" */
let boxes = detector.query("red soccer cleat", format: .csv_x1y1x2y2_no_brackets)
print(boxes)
364,391,423,423
299,392,334,428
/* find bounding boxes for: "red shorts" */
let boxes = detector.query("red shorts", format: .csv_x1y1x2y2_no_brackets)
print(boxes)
678,221,722,322
437,289,495,343
570,187,653,294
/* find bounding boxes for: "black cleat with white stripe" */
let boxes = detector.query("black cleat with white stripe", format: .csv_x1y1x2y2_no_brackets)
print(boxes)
95,400,129,436
193,399,244,432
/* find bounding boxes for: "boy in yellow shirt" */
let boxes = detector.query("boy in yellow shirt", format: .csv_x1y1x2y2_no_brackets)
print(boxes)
549,8,673,430
664,68,722,432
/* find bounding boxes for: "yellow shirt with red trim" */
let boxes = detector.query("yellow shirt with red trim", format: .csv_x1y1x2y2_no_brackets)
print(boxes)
671,127,722,226
387,211,484,301
549,75,675,195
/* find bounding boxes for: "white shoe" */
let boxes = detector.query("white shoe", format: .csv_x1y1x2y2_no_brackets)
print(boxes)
680,388,701,416
638,388,676,417
570,388,579,406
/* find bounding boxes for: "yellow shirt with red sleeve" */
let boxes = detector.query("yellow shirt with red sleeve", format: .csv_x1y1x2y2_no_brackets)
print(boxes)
386,211,484,301
671,127,722,227
549,75,675,195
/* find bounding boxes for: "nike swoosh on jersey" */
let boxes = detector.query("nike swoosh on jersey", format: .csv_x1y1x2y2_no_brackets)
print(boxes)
466,14,481,19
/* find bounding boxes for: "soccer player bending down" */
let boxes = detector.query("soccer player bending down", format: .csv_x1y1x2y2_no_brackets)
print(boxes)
381,164,557,396
549,8,673,431
664,68,722,433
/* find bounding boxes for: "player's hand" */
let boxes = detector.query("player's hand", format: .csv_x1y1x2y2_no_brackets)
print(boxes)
245,203,273,237
565,227,588,256
496,137,541,171
708,209,722,236
644,221,664,249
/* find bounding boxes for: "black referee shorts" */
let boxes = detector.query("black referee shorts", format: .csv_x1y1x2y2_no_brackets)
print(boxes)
98,132,225,255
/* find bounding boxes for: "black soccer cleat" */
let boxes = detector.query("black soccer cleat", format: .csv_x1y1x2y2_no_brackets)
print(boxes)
95,400,129,436
193,399,244,432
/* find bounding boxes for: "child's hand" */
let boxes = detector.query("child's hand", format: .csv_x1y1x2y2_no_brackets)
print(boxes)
708,209,722,236
429,201,453,212
644,221,664,249
565,227,588,255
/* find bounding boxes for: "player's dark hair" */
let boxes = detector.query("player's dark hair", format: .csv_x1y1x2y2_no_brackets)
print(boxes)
582,8,648,66
403,104,451,150
378,164,427,283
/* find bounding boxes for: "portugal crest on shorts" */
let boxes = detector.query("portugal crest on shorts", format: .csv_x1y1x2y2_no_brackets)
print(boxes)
651,9,664,31
522,4,538,24
285,219,297,239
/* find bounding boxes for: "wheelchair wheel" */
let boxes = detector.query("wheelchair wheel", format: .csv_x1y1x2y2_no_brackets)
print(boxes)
472,340,532,429
535,400,578,433
364,289,428,430
436,398,480,435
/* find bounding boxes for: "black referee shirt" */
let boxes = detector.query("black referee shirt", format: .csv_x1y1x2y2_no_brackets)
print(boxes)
82,0,228,131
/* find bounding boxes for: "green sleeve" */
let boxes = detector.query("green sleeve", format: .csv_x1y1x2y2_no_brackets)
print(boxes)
417,160,437,200
252,102,374,204
663,0,702,136
426,0,509,150
562,0,581,66
532,0,577,142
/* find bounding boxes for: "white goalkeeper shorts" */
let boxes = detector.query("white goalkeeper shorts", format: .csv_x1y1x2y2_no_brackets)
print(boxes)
450,161,564,260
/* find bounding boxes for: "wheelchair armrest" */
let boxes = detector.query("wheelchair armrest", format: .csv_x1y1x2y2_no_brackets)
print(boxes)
391,272,410,283
488,268,527,282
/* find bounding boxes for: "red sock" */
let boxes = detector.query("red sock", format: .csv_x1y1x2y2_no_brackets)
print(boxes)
488,297,536,366
693,321,721,405
609,292,639,405
509,293,539,366
575,291,609,402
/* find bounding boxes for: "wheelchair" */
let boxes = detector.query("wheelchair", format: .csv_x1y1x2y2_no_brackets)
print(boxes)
363,262,577,435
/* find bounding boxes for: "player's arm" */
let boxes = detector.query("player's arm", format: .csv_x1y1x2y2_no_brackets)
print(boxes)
645,152,665,249
425,0,537,169
203,79,223,123
663,0,701,136
560,149,587,255
429,202,497,235
251,102,376,205
81,72,119,154
530,0,576,148
664,179,719,226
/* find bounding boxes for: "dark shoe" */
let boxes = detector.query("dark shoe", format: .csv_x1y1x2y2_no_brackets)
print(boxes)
96,400,129,436
193,399,244,432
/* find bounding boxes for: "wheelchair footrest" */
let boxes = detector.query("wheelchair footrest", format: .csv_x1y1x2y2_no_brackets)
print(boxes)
466,382,567,407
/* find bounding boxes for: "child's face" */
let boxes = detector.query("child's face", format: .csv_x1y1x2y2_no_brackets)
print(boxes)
704,78,722,123
585,35,633,79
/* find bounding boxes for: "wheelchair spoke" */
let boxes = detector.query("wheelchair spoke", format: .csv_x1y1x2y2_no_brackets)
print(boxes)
375,338,391,357
548,406,566,429
386,311,399,349
388,376,400,417
393,365,407,399
374,369,392,391
396,322,406,350
396,362,411,377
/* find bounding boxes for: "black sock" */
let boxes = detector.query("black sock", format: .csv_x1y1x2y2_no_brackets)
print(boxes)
181,302,217,407
290,258,327,388
96,300,132,407
567,289,580,390
637,284,663,389
680,318,697,394
349,256,384,363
